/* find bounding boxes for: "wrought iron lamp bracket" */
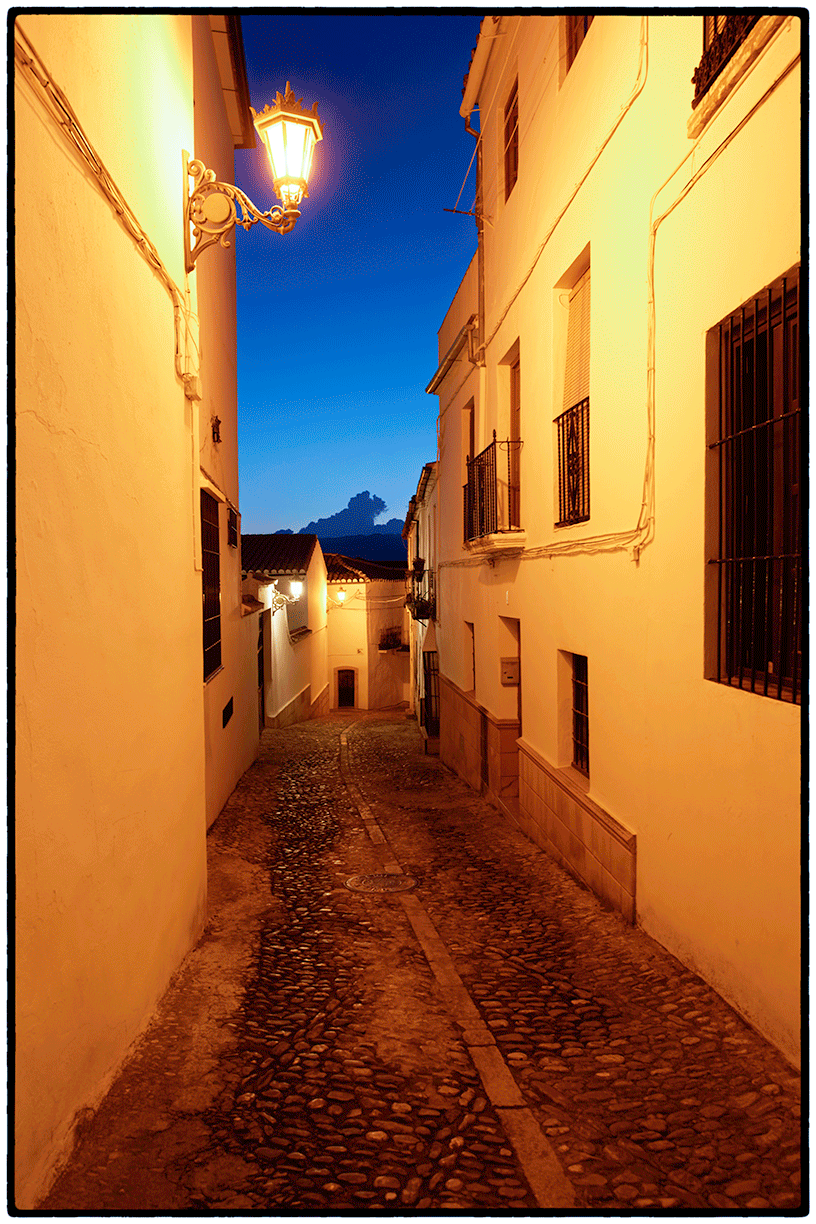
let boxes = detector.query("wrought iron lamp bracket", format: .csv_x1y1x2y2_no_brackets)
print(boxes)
184,157,300,272
266,580,302,616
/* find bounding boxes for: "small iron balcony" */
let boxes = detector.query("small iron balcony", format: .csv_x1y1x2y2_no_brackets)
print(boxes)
463,431,523,543
691,14,759,107
378,626,405,651
407,567,436,621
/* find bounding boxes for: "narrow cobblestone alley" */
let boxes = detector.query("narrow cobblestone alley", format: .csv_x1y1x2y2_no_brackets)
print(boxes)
43,713,802,1214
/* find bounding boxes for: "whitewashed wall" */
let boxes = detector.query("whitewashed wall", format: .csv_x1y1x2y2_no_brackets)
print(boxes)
192,15,260,828
432,15,801,1062
16,14,206,1206
247,547,328,723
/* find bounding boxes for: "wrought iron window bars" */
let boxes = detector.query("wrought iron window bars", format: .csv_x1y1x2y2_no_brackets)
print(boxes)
707,268,801,703
692,14,760,107
555,398,590,527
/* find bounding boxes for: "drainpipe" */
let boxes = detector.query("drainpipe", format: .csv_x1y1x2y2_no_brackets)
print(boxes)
466,112,488,452
461,15,498,370
464,111,485,371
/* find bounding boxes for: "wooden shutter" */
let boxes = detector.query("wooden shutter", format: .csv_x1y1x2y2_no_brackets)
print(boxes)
564,269,590,410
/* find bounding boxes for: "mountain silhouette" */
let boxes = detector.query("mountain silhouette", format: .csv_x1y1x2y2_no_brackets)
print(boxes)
299,491,402,538
321,534,407,564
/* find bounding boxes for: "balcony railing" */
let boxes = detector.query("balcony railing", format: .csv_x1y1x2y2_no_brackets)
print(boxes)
407,567,436,621
378,626,404,651
692,14,759,107
463,431,523,542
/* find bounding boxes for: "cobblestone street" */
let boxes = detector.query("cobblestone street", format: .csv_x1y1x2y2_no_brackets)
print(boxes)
44,713,802,1213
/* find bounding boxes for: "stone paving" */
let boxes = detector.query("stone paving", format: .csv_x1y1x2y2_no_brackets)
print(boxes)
43,712,803,1213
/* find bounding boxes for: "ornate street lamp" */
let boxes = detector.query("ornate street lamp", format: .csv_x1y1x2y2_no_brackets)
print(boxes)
267,578,303,616
184,83,323,271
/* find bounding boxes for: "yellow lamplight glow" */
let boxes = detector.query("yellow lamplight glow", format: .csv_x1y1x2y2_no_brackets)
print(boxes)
184,84,323,270
290,580,303,598
337,589,347,603
252,83,323,212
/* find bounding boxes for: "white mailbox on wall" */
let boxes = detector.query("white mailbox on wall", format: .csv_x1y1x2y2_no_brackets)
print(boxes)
500,657,520,686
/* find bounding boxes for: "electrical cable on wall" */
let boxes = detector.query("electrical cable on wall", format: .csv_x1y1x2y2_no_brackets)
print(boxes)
437,19,655,563
450,16,525,220
437,20,798,573
14,23,197,393
479,17,649,362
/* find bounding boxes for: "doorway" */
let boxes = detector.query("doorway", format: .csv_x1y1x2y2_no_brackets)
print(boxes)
338,668,355,708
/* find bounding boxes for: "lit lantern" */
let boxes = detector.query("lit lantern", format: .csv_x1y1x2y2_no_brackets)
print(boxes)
337,589,347,603
184,83,324,270
290,580,303,599
252,83,323,211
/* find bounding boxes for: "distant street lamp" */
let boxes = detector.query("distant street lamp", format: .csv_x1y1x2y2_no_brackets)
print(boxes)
184,83,323,271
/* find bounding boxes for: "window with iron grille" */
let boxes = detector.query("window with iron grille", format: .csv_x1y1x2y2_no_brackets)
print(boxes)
572,654,589,776
706,266,801,703
228,506,238,547
566,15,594,72
555,268,590,526
692,14,760,108
422,651,440,738
201,489,221,680
504,80,519,201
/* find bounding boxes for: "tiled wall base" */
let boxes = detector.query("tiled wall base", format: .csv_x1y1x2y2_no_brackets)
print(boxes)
518,739,636,923
439,675,520,806
267,683,327,729
309,684,329,720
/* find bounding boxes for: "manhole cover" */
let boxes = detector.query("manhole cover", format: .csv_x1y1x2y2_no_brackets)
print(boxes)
345,873,416,893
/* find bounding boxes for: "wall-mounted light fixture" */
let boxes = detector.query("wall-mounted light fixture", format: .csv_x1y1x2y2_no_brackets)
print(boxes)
184,83,323,271
267,578,303,616
337,588,347,603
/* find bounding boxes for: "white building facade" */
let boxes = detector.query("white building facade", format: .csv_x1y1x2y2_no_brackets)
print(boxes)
403,463,441,751
326,556,410,710
15,14,264,1204
242,533,330,728
428,14,801,1065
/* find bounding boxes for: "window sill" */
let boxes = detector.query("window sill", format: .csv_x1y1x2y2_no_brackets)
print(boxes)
707,672,800,705
204,665,224,685
559,764,590,796
465,529,527,557
688,15,788,139
289,627,312,643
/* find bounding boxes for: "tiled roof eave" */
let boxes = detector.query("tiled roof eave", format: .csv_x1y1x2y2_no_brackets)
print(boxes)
240,532,318,574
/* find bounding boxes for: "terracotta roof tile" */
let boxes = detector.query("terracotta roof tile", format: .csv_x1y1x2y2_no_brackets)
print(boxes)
324,553,408,583
241,533,318,576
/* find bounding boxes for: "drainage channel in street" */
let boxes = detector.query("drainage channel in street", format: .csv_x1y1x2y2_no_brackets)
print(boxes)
345,874,417,893
338,722,575,1209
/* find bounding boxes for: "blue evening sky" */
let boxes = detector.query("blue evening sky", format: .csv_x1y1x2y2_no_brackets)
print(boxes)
235,13,483,534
